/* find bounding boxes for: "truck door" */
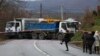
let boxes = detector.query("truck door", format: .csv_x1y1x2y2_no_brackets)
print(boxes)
59,22,67,33
15,22,21,32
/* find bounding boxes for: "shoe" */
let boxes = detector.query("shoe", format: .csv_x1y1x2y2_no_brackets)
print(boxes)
66,50,69,51
89,52,92,54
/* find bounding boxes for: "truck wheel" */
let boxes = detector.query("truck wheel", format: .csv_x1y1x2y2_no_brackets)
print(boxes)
39,33,45,39
18,34,23,39
56,33,64,40
32,33,37,39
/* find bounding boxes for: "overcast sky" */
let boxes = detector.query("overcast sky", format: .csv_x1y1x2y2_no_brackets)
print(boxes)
18,0,98,12
20,0,41,1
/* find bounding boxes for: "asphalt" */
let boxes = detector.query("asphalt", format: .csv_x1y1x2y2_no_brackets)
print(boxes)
0,40,99,56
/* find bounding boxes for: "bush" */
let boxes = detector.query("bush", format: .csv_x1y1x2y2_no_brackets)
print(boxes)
0,33,7,41
72,32,82,41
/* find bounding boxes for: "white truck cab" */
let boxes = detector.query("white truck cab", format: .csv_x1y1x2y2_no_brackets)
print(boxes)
59,22,76,33
59,18,79,34
5,21,21,32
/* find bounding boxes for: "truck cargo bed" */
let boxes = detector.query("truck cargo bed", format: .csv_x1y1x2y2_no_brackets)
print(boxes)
24,22,59,31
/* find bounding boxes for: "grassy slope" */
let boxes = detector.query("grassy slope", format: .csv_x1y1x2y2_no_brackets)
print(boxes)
72,16,100,41
71,16,100,47
72,32,82,41
92,16,100,31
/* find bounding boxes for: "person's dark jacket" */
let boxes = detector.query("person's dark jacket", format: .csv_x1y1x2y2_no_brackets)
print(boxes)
87,32,95,46
82,32,88,42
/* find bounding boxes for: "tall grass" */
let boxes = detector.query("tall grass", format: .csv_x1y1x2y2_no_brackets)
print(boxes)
72,32,82,41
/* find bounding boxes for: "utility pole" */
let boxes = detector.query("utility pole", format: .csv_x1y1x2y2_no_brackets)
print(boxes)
98,0,100,5
61,5,64,21
40,3,43,18
97,0,100,15
97,0,100,8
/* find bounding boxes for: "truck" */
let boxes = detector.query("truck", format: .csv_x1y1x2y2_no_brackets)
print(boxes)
5,18,80,39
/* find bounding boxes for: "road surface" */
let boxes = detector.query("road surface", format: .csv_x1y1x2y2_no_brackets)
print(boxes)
0,40,99,56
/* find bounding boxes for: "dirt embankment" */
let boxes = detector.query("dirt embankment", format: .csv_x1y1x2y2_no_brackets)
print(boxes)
0,33,7,41
70,41,83,47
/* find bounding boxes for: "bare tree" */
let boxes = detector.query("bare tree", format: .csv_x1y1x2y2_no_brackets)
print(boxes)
81,8,95,28
0,0,32,31
0,0,4,6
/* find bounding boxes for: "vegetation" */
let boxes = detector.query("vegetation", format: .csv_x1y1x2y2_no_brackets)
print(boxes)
70,9,100,47
72,8,100,41
72,32,82,41
0,0,32,31
0,0,33,40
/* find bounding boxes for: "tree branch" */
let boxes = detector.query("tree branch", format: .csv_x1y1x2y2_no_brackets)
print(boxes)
0,0,4,7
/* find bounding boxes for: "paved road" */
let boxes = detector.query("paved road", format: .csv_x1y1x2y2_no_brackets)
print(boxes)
0,40,99,56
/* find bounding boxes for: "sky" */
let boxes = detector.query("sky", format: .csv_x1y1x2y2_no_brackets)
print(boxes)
18,0,99,12
19,0,41,1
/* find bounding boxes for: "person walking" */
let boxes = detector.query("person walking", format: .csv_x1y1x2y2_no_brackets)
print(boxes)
93,30,100,54
60,32,71,51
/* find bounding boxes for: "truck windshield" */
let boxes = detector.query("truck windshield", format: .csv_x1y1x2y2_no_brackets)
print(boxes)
6,22,14,27
67,22,77,28
61,23,67,30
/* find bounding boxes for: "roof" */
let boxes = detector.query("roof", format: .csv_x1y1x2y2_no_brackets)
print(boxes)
64,18,78,22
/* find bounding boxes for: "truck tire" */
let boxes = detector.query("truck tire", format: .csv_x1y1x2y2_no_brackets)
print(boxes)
18,34,23,39
32,33,38,39
39,33,45,39
56,33,64,40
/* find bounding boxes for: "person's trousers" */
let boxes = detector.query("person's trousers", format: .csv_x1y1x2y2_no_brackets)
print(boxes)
65,42,69,51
